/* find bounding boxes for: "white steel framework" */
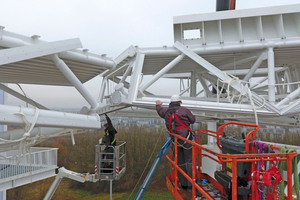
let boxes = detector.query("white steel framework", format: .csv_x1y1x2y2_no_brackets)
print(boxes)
97,4,300,127
1,3,300,198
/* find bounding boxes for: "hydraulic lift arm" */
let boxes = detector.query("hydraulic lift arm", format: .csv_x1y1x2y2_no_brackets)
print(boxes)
134,136,171,200
43,167,98,200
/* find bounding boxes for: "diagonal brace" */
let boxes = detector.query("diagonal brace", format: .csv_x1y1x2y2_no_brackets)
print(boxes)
174,41,280,114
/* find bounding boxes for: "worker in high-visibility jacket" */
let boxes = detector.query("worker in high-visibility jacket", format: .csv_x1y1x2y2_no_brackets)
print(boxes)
102,114,118,173
103,113,117,146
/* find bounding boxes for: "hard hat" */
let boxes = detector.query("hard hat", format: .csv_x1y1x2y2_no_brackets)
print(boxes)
170,94,181,102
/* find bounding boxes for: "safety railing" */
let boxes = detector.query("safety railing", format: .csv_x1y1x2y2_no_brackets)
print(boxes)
95,141,126,180
166,122,297,200
0,147,58,180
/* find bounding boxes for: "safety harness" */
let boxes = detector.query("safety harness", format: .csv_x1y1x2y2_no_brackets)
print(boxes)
279,147,300,200
168,111,193,134
251,158,282,200
168,111,193,148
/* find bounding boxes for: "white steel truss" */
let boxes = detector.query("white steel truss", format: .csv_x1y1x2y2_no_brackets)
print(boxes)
97,4,300,127
0,2,300,197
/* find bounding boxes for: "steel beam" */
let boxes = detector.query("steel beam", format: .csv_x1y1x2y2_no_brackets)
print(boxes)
243,51,267,82
174,42,280,114
127,53,145,103
0,39,81,66
52,54,98,110
0,104,100,129
174,41,247,94
277,87,300,107
139,54,185,92
141,39,300,56
198,75,211,97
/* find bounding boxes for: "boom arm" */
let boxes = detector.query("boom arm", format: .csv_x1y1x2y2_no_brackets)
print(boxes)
134,136,171,200
43,167,98,200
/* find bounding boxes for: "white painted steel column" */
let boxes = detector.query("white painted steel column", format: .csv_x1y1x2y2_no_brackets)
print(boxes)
98,77,107,103
52,54,98,110
127,53,145,103
268,48,276,104
139,54,185,92
0,86,6,200
190,71,197,97
0,191,6,200
207,121,217,146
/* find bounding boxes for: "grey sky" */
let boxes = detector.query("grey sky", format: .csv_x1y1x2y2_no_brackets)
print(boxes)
2,0,300,108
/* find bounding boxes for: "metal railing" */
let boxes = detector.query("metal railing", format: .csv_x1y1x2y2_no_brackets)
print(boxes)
0,147,58,180
95,141,126,180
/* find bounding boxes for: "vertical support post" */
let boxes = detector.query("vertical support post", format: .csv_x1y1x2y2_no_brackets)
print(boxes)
190,71,197,97
127,53,145,103
287,154,293,199
0,86,6,200
0,191,6,200
192,146,196,199
268,47,276,104
98,77,107,103
110,180,113,200
174,136,178,192
232,158,237,200
207,121,217,146
197,129,202,175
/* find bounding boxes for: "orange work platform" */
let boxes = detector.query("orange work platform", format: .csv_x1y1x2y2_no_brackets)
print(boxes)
166,122,297,200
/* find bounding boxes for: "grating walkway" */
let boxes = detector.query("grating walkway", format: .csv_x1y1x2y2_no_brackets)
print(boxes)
0,147,58,191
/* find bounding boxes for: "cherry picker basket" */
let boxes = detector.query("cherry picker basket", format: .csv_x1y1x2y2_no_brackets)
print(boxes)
95,141,126,180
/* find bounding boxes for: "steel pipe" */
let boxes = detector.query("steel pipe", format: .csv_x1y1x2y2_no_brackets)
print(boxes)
139,54,185,92
268,48,276,104
0,104,100,129
52,54,98,110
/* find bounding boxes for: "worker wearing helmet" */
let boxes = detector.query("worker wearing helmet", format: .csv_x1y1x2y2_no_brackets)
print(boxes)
156,95,195,191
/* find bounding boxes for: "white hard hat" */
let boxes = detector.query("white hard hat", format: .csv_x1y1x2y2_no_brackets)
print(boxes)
170,94,181,102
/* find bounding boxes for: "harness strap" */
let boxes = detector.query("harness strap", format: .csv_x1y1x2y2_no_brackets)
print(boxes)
173,114,193,133
168,112,193,133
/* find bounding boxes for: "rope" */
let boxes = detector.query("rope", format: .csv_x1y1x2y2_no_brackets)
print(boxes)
16,84,29,107
215,72,270,126
279,146,300,200
248,88,258,125
127,130,165,200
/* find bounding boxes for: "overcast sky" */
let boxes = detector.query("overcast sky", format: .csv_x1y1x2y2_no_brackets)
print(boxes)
2,0,300,108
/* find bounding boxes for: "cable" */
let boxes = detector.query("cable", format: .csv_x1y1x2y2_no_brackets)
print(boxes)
16,83,29,107
127,130,164,200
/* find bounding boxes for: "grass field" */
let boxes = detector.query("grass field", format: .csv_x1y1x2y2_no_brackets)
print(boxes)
52,185,173,200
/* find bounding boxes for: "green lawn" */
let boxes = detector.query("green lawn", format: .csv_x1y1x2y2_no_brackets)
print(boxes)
52,187,173,200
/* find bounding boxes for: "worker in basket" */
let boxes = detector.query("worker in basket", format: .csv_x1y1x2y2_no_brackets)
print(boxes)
101,113,117,173
156,94,195,192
